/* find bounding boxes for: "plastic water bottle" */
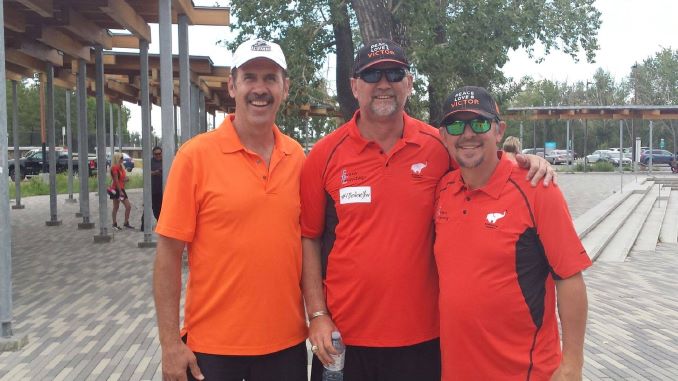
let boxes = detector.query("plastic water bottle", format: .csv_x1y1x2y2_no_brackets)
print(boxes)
322,331,345,381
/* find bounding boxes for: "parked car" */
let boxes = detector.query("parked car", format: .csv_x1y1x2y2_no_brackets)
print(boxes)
521,148,545,158
545,149,574,165
600,151,632,166
640,149,674,165
7,148,84,181
585,150,612,164
88,152,134,176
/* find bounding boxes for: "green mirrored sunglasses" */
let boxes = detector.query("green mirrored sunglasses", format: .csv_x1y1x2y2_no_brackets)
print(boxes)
444,119,495,136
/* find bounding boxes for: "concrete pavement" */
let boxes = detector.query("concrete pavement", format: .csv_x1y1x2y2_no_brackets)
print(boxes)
1,172,677,380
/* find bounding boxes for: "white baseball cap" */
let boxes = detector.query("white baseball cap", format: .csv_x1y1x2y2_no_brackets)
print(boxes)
232,38,287,70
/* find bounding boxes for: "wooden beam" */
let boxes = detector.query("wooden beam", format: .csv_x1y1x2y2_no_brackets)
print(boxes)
100,0,152,43
18,40,63,67
6,49,49,71
15,0,52,17
107,79,139,98
103,55,117,65
39,27,91,61
7,71,26,82
192,7,230,26
6,62,37,78
172,0,196,23
211,66,231,77
4,6,26,33
62,8,113,49
111,34,139,49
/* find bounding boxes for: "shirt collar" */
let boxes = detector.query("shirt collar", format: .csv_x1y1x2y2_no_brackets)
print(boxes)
216,114,293,155
451,152,513,199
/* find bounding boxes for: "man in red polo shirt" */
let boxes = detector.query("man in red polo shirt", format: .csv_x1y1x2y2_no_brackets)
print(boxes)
301,39,556,381
153,39,308,381
434,86,591,381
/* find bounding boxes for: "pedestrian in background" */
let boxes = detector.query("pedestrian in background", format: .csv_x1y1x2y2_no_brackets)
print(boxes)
503,136,522,164
141,146,163,231
110,152,133,230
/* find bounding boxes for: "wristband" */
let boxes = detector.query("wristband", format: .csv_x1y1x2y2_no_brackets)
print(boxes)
308,310,329,321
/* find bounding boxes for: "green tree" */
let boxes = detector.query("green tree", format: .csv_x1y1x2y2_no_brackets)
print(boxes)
228,0,602,136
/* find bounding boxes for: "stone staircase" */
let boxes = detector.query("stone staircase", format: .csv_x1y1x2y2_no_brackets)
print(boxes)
574,176,678,262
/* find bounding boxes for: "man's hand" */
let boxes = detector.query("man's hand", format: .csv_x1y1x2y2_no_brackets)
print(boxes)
550,362,583,381
308,316,339,366
161,341,204,381
516,153,557,187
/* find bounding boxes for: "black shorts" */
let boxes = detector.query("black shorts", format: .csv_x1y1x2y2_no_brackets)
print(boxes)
187,340,308,381
109,188,128,201
310,338,440,381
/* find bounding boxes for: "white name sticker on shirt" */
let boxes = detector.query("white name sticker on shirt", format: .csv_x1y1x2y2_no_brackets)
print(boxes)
339,186,372,205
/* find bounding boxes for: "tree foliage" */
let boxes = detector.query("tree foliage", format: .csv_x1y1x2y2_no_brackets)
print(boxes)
227,0,602,138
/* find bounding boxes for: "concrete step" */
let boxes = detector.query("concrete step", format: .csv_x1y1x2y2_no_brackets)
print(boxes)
597,186,659,262
633,187,671,252
575,180,651,238
659,189,678,243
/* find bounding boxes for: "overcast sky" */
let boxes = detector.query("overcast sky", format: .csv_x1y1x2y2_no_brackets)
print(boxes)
125,0,678,136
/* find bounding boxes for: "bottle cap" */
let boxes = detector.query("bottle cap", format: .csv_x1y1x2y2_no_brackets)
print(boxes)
331,331,341,340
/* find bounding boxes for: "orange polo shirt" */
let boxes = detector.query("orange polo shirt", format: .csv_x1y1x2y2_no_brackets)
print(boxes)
156,115,307,355
301,111,452,346
434,156,592,380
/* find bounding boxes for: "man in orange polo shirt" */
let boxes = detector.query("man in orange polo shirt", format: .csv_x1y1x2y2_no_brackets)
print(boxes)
434,86,591,380
153,39,307,381
301,39,555,381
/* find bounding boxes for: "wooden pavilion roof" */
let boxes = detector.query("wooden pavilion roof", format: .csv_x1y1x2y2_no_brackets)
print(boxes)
504,105,678,121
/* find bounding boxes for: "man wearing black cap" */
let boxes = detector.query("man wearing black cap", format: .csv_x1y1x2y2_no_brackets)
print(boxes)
434,86,590,381
300,40,554,380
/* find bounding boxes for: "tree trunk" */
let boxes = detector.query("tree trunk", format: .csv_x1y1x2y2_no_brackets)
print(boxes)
350,0,395,42
330,0,358,121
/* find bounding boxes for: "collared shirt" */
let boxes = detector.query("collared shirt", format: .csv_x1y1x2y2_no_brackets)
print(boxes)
157,115,307,355
301,111,451,346
434,156,592,380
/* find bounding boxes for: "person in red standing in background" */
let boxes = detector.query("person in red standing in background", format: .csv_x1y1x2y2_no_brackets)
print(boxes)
110,152,133,230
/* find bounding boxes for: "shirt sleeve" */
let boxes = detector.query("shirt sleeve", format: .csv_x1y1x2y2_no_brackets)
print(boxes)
155,148,198,242
534,185,592,279
300,146,328,238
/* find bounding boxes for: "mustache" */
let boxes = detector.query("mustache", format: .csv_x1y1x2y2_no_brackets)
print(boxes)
455,137,483,148
247,93,273,103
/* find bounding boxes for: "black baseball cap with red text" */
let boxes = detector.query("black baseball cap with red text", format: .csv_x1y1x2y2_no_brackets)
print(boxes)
353,39,410,75
440,86,501,125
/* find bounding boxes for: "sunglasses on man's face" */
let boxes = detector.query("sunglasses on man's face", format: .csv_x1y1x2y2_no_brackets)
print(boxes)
443,119,496,136
356,68,407,83
153,152,162,156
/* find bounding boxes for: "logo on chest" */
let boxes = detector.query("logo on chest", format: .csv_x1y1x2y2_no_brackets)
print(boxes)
485,211,507,229
410,162,428,178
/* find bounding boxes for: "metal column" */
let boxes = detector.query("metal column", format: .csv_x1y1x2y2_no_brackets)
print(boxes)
1,0,28,348
619,120,624,192
159,0,175,187
118,106,122,153
77,58,93,229
94,45,111,242
649,121,654,173
519,121,523,147
11,81,24,209
109,103,114,156
191,83,199,137
138,40,156,248
45,63,61,226
199,90,206,133
65,91,76,203
566,120,571,172
212,112,216,131
179,14,191,144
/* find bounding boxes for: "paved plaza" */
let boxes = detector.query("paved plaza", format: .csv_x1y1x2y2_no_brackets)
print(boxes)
0,172,677,380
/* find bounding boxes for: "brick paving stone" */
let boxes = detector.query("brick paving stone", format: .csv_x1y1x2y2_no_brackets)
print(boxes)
0,175,677,380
